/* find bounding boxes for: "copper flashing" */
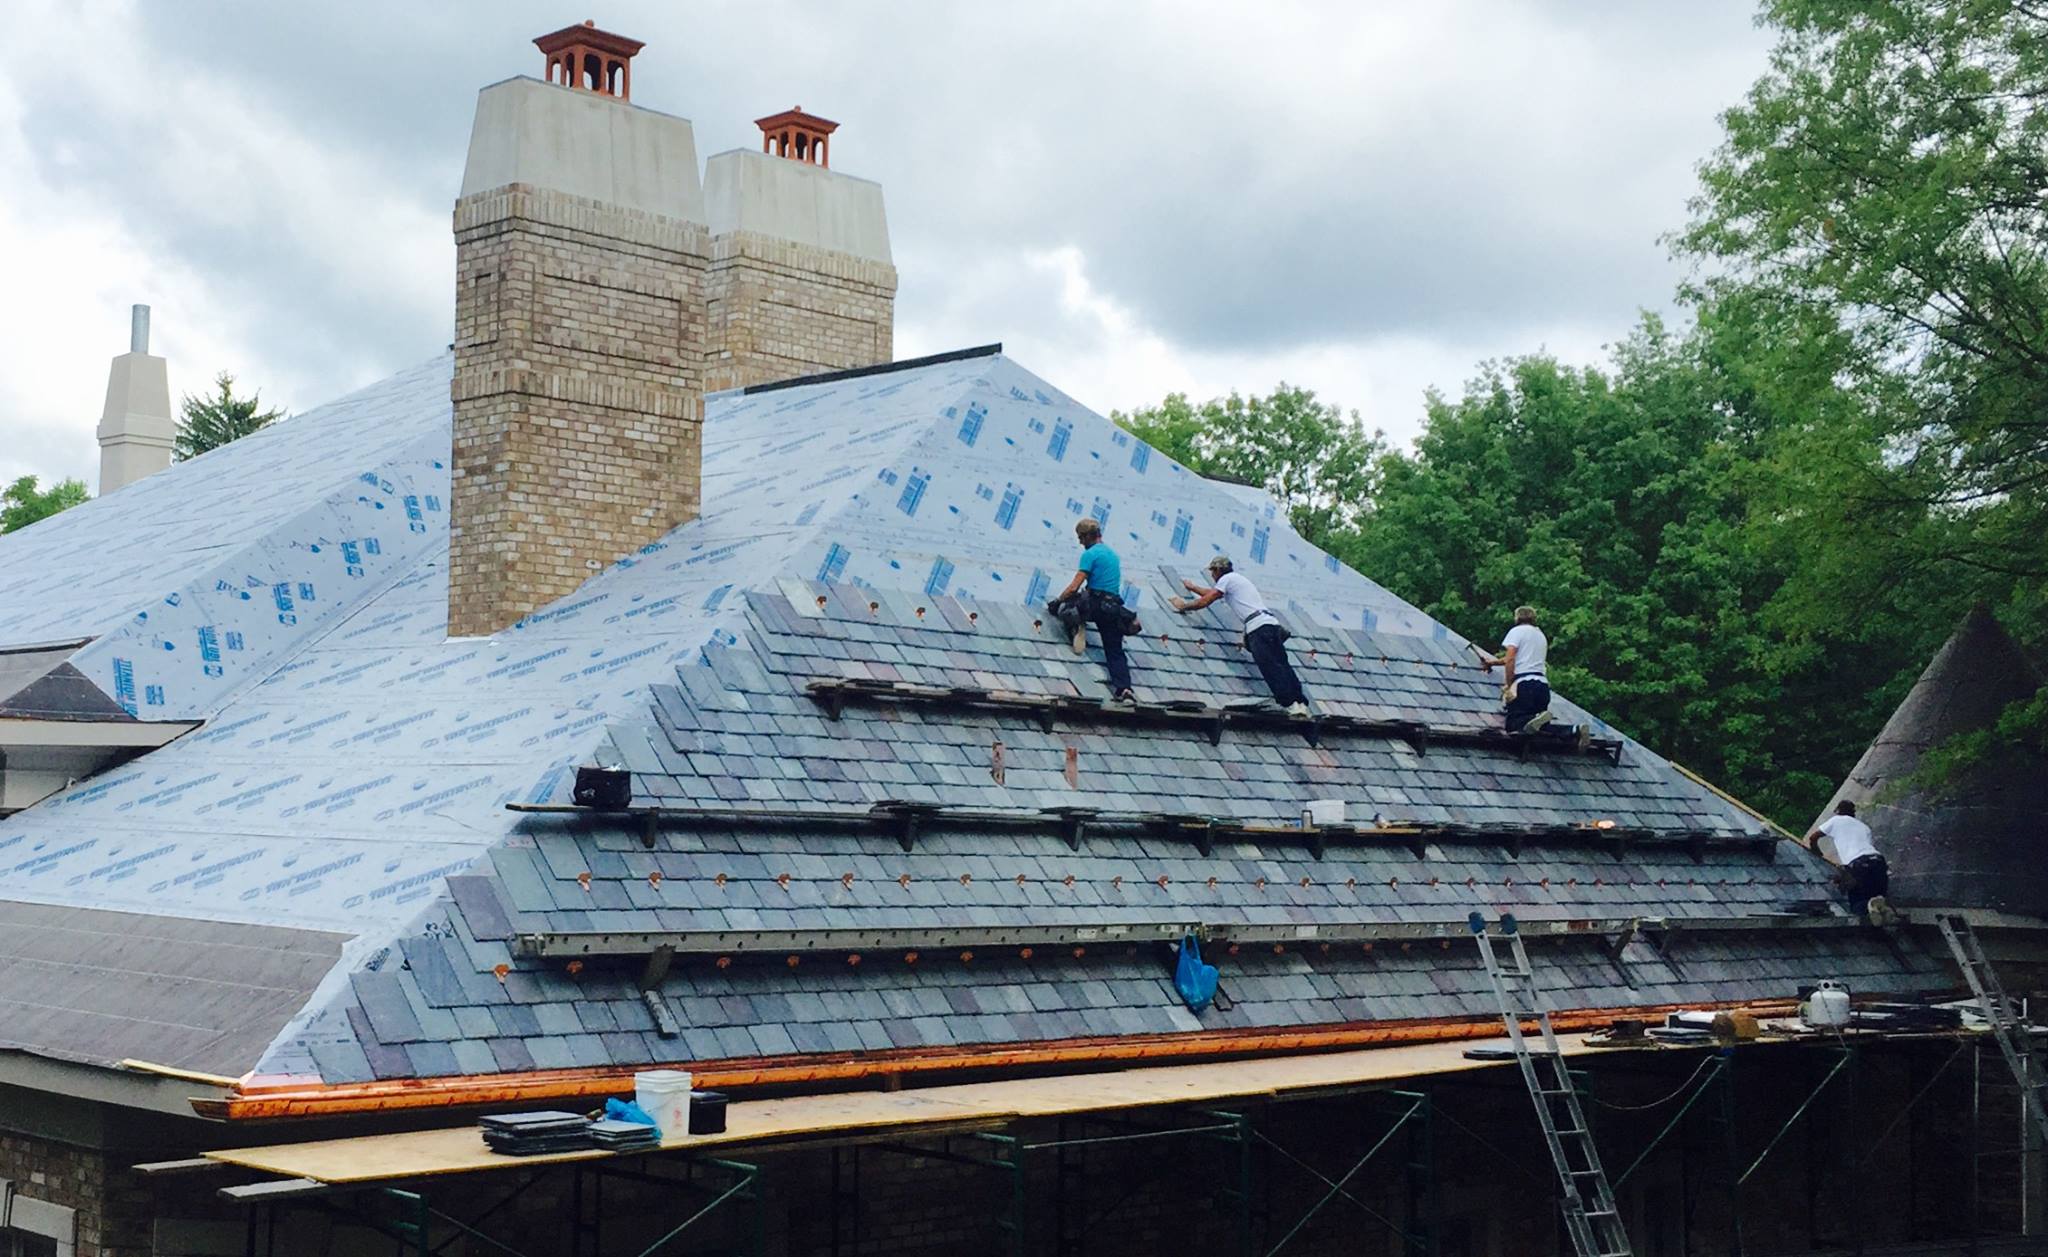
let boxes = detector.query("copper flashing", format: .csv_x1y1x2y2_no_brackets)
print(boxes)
195,999,1796,1121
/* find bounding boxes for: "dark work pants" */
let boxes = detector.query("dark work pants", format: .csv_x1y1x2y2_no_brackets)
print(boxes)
1056,591,1133,694
1840,854,1889,915
1505,677,1551,733
1246,623,1304,706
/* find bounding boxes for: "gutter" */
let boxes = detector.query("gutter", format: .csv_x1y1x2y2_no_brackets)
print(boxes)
194,999,1798,1121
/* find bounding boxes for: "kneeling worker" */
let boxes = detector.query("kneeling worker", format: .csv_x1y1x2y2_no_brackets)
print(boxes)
1170,555,1309,716
1806,800,1896,925
1478,604,1554,734
1051,518,1136,703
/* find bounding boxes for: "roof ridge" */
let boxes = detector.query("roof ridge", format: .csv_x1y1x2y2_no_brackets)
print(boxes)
737,343,1003,396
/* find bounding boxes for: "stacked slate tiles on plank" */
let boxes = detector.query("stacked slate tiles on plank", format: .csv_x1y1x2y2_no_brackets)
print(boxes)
481,1111,591,1155
589,1118,661,1151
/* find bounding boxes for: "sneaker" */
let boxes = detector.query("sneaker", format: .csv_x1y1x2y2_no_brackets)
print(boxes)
1114,689,1137,706
1071,624,1088,654
1522,710,1554,734
1866,895,1898,927
1575,723,1592,752
1284,702,1311,718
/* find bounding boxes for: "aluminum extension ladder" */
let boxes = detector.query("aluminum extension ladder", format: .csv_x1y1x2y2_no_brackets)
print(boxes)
1936,913,2048,1152
1470,912,1635,1257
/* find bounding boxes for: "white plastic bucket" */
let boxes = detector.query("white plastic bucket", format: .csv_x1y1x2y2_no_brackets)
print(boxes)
1303,799,1345,827
635,1069,692,1140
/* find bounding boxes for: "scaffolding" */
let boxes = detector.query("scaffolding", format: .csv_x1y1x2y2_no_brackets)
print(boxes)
195,1029,2048,1257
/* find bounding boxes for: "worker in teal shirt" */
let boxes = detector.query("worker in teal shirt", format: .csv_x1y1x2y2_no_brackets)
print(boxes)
1050,518,1135,702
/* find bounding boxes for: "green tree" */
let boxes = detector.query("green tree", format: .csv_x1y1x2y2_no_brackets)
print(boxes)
1679,0,2048,770
1347,319,1842,817
0,475,89,533
175,372,284,461
1112,385,1385,552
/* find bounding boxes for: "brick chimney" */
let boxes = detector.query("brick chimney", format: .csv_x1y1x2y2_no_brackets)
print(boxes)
448,24,710,637
701,107,897,391
96,304,175,494
448,30,904,633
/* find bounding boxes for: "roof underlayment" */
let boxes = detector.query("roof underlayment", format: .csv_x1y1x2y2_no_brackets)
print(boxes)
0,349,1941,1094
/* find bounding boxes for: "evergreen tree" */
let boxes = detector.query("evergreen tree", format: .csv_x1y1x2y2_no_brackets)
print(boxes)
175,372,284,461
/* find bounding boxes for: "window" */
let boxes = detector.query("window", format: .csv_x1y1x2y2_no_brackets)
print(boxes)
1,1179,77,1257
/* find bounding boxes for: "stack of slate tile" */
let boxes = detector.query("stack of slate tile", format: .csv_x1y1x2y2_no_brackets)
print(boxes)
480,1111,591,1155
589,1118,661,1151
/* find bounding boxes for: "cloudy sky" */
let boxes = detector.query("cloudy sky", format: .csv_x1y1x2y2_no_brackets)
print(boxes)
0,1,1774,493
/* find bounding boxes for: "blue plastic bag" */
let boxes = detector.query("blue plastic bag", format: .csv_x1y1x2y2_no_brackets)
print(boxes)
1174,933,1220,1014
605,1097,658,1126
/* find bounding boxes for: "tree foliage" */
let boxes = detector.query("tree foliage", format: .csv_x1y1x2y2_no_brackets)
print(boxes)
175,372,284,461
1112,385,1384,553
1347,321,1855,820
1,475,89,534
1110,1,2048,822
1679,0,2048,773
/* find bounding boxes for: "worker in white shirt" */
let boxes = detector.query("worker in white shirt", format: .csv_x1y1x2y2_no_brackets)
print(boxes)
1476,605,1554,734
1806,800,1896,925
1169,555,1309,716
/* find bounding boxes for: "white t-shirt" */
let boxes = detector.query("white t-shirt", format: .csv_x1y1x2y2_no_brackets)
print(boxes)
1818,814,1878,864
1502,623,1548,679
1212,572,1274,628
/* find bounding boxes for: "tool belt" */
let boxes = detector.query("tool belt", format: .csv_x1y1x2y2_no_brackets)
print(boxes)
1241,612,1288,651
1051,589,1138,633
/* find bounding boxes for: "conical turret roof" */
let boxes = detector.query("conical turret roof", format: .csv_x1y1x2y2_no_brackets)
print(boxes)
1817,604,2046,914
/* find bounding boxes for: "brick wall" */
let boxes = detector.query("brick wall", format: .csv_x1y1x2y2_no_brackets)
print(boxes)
0,1131,147,1257
449,183,710,637
703,232,896,393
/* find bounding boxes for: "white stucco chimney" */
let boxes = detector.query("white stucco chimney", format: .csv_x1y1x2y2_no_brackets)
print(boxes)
96,304,175,494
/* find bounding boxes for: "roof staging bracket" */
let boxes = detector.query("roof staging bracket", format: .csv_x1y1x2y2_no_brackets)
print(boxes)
1042,806,1097,851
636,944,682,1037
1605,917,1642,985
801,678,1627,763
872,800,943,852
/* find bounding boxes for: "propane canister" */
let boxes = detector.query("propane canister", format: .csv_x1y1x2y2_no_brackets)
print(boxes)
1805,980,1851,1028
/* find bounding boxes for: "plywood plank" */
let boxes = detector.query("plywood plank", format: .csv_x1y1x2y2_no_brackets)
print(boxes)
208,1036,1624,1184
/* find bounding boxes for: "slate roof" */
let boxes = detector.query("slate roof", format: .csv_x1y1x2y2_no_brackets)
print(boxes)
0,346,1932,1092
309,921,1947,1082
